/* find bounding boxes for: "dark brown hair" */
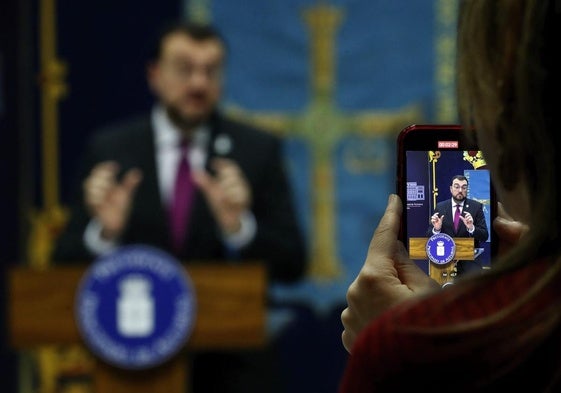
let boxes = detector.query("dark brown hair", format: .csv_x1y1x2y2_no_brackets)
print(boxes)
399,1,561,389
146,20,228,62
458,0,561,269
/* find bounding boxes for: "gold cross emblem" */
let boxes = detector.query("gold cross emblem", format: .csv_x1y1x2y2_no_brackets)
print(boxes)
224,4,423,279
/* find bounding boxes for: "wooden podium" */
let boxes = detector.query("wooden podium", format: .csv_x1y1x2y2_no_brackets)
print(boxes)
409,237,475,286
8,262,266,393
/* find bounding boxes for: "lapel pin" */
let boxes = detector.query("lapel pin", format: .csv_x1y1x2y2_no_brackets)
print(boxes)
214,134,232,155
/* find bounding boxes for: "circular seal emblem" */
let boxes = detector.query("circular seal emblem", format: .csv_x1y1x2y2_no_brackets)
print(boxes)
75,244,196,370
426,233,456,265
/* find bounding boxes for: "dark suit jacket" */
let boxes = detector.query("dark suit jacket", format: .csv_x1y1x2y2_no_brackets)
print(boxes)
54,111,306,283
426,197,489,247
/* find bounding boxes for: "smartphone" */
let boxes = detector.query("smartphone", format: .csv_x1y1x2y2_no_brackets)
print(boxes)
396,124,497,286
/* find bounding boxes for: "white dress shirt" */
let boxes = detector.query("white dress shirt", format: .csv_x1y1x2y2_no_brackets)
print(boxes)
432,199,474,234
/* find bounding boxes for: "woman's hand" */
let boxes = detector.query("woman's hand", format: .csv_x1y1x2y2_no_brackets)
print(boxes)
341,194,440,353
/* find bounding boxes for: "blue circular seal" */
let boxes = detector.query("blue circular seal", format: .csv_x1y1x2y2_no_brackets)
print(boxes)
426,233,456,265
75,245,196,370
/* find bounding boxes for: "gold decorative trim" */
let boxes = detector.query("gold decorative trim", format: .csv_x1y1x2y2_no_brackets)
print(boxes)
435,0,459,123
429,150,441,208
463,150,487,169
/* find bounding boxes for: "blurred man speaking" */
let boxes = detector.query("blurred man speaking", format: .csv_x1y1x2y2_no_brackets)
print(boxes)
54,21,306,393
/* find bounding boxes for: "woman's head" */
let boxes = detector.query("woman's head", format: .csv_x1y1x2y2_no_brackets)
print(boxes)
457,0,560,259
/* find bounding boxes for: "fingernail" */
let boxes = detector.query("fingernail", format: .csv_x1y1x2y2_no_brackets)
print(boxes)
494,216,507,224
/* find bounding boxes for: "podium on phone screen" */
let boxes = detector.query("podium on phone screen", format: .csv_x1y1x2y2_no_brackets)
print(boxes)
409,237,476,286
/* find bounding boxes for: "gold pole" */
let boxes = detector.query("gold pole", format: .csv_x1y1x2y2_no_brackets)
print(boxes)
40,0,67,209
28,0,68,268
30,1,72,392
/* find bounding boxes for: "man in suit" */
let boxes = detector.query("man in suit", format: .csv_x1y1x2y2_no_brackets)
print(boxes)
427,174,489,276
54,21,306,393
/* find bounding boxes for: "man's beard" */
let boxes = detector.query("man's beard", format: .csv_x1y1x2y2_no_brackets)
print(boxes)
166,105,209,132
453,194,465,203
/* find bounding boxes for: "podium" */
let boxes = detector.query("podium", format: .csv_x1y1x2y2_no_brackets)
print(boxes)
8,262,266,393
409,237,475,286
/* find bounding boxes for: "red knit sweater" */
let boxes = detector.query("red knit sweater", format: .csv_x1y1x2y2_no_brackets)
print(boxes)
339,259,561,392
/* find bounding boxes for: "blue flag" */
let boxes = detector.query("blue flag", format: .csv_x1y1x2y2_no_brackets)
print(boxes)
186,0,459,319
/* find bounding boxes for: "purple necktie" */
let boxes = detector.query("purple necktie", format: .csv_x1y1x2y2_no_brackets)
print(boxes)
169,140,194,253
453,204,461,232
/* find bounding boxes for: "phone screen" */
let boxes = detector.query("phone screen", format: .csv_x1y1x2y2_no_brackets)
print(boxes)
396,124,496,286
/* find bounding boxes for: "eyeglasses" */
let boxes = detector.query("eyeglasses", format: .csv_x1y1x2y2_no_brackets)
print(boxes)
161,61,223,83
452,184,468,190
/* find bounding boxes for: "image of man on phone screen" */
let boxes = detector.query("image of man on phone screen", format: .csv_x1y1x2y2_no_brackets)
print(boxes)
427,175,489,276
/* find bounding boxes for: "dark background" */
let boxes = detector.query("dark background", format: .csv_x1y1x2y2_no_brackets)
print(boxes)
1,1,348,391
